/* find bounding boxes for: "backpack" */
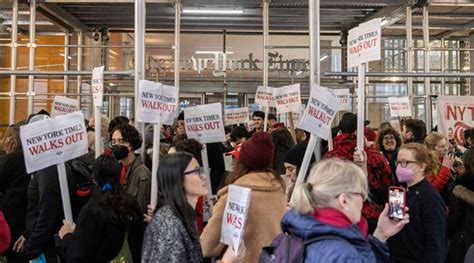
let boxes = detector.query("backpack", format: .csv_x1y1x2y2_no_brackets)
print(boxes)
259,232,343,263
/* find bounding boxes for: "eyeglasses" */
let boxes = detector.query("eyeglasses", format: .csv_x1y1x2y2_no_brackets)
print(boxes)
397,160,419,168
336,191,368,201
383,135,395,141
347,191,368,201
183,167,205,177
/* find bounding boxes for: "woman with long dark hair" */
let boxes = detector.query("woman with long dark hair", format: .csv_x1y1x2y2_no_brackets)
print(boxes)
57,151,142,263
141,152,206,262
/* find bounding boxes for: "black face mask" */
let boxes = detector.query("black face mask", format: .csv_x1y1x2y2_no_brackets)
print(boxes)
111,145,129,160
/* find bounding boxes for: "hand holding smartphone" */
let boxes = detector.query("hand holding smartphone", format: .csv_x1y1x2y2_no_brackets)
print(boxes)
388,186,406,221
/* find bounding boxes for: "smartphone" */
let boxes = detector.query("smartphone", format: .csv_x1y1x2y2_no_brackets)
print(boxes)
388,186,406,220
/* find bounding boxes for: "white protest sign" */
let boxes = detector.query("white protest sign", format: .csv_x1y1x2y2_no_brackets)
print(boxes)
298,85,340,140
255,86,276,107
437,95,474,146
347,18,382,68
91,66,105,107
332,89,351,111
20,111,88,174
224,107,249,125
136,80,179,125
184,103,226,144
221,185,251,252
51,96,80,117
388,97,412,118
274,83,302,114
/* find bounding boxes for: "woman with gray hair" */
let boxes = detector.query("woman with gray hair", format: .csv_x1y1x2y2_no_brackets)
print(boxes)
281,158,409,262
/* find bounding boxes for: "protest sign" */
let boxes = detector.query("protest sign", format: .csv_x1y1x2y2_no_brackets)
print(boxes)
184,103,226,144
224,107,249,125
221,185,251,252
91,66,104,107
274,84,302,114
347,18,382,68
332,89,351,111
298,85,340,140
136,80,179,125
255,86,276,107
51,96,80,117
437,95,474,146
388,97,412,118
20,111,88,174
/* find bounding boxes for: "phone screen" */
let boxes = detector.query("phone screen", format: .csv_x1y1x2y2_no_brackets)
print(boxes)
388,188,405,220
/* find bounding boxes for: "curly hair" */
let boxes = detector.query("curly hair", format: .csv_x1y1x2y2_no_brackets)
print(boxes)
110,124,142,150
376,128,402,152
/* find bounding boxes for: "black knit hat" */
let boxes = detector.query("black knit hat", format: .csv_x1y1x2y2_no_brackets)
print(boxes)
283,142,315,168
338,113,358,134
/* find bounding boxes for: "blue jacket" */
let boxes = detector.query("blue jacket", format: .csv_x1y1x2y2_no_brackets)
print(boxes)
281,210,389,263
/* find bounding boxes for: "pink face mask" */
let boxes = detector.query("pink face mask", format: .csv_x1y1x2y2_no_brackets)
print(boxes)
396,165,415,182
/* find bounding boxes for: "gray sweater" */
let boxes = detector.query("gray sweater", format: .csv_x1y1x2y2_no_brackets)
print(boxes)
141,206,203,263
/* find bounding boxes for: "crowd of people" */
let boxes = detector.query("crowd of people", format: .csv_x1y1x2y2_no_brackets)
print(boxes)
0,109,473,262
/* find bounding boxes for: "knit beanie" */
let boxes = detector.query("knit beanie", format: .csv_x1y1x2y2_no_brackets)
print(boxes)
338,113,358,134
284,142,315,168
239,131,274,170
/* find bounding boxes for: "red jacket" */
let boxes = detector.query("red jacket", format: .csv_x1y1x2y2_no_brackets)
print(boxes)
324,133,394,219
0,211,11,253
426,165,451,191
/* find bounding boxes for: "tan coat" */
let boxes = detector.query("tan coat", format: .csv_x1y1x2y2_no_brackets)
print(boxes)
200,172,287,262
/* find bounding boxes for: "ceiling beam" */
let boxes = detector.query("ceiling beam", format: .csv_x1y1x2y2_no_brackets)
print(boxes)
37,2,89,32
435,19,474,38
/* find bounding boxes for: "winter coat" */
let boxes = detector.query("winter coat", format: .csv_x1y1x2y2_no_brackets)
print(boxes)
387,179,447,263
141,205,203,263
24,164,76,260
122,155,151,213
57,191,140,263
200,172,287,263
427,164,451,192
0,149,30,250
324,133,393,219
206,142,226,194
280,209,389,262
447,172,474,263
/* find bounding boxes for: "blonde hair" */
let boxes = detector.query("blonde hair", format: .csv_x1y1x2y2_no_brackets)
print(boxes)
424,132,447,150
293,158,368,214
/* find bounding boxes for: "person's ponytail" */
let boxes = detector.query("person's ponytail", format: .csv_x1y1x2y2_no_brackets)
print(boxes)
292,182,315,214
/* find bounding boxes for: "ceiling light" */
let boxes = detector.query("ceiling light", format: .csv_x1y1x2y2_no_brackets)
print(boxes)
320,55,328,61
381,17,388,26
183,9,244,15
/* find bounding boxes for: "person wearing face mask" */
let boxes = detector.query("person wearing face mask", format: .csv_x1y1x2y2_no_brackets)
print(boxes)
387,143,447,263
110,124,151,214
389,119,426,176
281,158,409,262
376,128,402,164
